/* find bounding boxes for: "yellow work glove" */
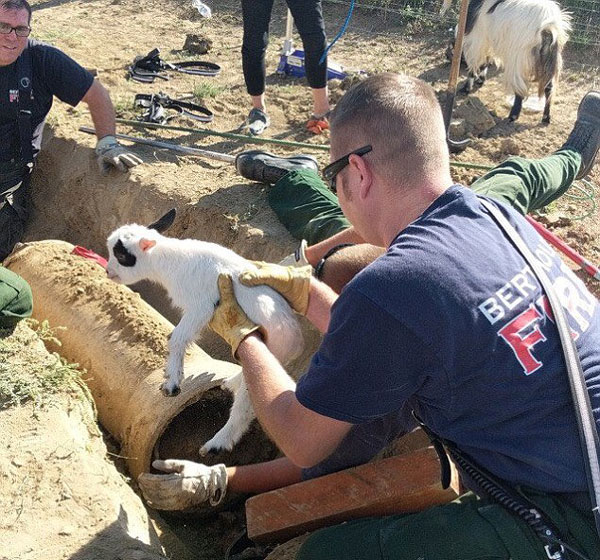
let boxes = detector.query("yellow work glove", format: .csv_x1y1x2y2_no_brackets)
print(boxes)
239,261,312,315
209,274,263,358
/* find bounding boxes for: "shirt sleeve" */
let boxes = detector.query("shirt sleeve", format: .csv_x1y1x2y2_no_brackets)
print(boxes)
37,45,94,106
296,287,438,423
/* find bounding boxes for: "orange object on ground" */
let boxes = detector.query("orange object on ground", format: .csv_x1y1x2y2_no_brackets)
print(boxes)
306,117,329,134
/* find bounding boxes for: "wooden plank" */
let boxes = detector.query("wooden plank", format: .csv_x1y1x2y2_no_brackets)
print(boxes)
246,446,458,544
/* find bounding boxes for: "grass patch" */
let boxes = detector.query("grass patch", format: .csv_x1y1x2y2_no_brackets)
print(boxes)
193,82,226,100
0,320,95,420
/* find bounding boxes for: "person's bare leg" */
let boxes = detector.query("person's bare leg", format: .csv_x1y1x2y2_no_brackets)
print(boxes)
251,93,266,112
311,86,330,117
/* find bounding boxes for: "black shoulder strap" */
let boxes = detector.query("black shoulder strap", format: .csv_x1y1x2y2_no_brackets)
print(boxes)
479,196,600,538
15,46,34,170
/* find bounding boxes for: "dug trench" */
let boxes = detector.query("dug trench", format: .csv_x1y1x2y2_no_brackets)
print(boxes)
2,125,329,560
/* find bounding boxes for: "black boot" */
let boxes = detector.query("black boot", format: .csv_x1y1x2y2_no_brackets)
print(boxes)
559,91,600,180
235,150,319,184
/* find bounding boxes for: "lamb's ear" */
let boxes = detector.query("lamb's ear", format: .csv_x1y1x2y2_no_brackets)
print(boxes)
139,238,157,252
147,209,176,233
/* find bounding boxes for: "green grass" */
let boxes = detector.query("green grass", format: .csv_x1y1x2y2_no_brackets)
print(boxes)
193,82,226,100
0,320,95,420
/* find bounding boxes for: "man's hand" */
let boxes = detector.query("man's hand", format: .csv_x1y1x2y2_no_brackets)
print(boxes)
137,459,227,510
209,274,263,358
240,262,312,315
278,239,310,267
95,135,142,175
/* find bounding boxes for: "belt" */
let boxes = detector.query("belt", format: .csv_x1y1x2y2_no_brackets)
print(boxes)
134,93,214,124
128,48,221,83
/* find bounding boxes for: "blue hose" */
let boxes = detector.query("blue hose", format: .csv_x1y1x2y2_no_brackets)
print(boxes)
319,0,355,65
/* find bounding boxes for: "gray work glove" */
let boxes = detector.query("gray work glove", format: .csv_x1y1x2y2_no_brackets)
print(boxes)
279,239,310,267
137,459,228,510
95,135,143,175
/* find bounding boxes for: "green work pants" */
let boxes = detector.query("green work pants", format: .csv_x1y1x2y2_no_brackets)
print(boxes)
0,266,33,328
297,491,600,560
268,150,582,245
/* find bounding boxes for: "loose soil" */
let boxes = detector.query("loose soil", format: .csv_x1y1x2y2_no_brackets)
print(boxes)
5,0,600,558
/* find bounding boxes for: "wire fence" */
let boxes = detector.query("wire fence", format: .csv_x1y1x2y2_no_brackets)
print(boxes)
319,0,600,62
214,0,600,63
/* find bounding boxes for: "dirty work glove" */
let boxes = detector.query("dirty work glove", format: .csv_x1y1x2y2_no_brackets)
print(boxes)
278,239,310,267
209,274,264,358
240,262,312,315
138,459,228,510
95,135,143,175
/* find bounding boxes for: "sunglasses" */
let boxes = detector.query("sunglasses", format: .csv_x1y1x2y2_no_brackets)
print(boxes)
0,22,31,37
322,145,372,194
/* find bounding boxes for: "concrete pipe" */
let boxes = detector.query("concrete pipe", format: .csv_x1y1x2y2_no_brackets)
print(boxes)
5,240,279,485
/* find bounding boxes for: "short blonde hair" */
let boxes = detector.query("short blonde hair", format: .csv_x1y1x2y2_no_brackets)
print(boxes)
330,73,449,187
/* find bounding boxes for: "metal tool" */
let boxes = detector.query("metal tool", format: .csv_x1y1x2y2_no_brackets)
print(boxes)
79,127,235,163
444,0,471,153
525,214,600,281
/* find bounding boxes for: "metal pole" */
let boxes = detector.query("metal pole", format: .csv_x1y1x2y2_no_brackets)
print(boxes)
115,119,331,152
525,214,600,281
79,127,235,163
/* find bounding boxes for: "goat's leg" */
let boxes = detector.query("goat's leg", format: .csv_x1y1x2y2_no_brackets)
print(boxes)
508,95,523,122
542,81,553,124
200,376,255,455
162,310,211,397
461,70,477,94
474,64,488,87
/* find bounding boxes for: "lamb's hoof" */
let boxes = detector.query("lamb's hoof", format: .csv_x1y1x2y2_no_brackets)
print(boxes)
508,115,519,122
160,382,181,397
199,445,220,457
541,116,551,125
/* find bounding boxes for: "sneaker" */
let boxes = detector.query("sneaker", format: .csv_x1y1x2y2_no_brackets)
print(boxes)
306,112,330,135
247,108,270,136
235,150,319,184
559,91,600,179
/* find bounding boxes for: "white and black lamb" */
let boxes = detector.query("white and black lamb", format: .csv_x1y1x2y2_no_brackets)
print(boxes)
106,209,303,455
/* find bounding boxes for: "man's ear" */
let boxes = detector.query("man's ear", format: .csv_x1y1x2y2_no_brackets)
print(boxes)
139,238,156,252
349,153,372,200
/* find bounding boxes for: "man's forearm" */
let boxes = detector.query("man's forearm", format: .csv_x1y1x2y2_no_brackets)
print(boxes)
82,80,116,139
304,227,366,266
305,277,338,333
227,457,302,494
236,334,352,467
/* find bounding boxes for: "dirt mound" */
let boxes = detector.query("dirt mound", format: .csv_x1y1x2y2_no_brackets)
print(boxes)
0,321,167,560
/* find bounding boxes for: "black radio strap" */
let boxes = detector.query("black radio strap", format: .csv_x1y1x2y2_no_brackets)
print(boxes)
15,47,34,171
479,197,600,539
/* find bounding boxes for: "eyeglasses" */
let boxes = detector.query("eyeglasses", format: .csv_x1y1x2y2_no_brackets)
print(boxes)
322,145,372,194
0,22,31,37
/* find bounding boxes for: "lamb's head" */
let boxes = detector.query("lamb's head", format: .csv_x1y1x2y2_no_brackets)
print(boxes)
106,209,176,285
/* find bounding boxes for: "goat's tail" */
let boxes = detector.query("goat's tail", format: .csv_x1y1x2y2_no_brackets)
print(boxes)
533,12,571,99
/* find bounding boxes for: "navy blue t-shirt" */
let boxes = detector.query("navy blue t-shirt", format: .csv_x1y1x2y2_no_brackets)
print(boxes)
297,185,600,494
0,39,94,162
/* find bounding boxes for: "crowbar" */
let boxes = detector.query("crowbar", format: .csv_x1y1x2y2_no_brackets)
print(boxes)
79,126,235,163
444,0,471,154
525,214,600,282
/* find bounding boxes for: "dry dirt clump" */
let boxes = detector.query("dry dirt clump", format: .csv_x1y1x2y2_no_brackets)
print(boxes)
0,321,167,560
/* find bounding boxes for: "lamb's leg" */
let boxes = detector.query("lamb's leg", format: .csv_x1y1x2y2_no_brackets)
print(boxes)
508,95,523,122
162,310,210,397
200,375,255,455
542,81,553,124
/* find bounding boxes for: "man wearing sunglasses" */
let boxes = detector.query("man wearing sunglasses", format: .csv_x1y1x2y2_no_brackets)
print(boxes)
204,73,600,559
0,0,141,261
